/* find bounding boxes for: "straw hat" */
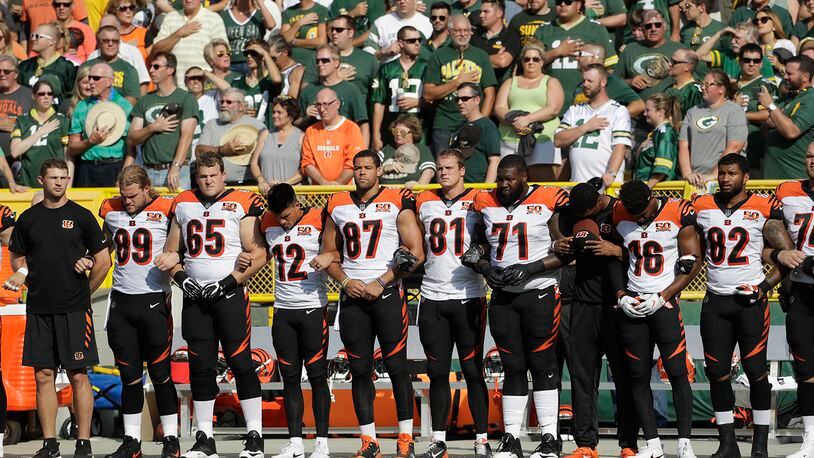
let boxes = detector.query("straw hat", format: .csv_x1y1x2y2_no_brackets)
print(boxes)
219,124,260,166
85,102,127,147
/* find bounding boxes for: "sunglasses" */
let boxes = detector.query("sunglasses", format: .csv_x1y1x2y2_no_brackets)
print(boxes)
401,37,421,44
330,26,350,33
185,75,205,82
221,99,241,105
117,4,135,11
741,57,762,64
523,56,542,63
671,59,691,65
643,22,664,29
150,63,167,70
555,0,575,6
753,16,771,24
36,91,53,96
456,95,477,102
391,128,411,137
31,33,53,41
88,75,106,81
0,69,16,75
215,50,231,57
101,38,120,44
702,81,722,88
430,15,447,21
316,57,333,64
52,1,71,7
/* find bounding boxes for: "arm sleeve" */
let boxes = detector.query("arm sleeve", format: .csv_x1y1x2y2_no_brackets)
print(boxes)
197,121,216,146
370,65,387,105
122,67,140,98
181,93,200,121
8,217,26,255
651,127,678,176
610,107,632,147
423,55,443,85
679,200,698,227
300,131,316,169
478,52,498,88
679,112,690,141
725,103,749,142
0,206,16,231
399,189,416,212
69,104,85,135
768,195,785,220
789,95,814,133
11,117,21,140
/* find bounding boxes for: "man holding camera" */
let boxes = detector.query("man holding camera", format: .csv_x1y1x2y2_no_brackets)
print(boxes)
128,51,199,191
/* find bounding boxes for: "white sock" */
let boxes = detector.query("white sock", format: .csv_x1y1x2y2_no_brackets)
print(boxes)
432,430,446,443
533,390,558,437
161,414,178,438
193,399,215,437
678,438,691,448
315,437,328,449
240,396,263,434
502,395,528,438
398,419,412,436
715,411,734,425
360,422,376,440
804,415,814,434
646,437,662,450
476,433,487,442
0,432,4,458
753,409,771,426
290,437,303,448
123,413,142,441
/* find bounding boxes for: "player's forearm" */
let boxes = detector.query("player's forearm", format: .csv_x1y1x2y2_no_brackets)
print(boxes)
10,251,25,271
326,262,348,282
88,253,112,293
661,260,701,299
765,219,795,249
231,248,269,284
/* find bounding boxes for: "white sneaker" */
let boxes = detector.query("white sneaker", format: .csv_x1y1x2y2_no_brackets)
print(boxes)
272,441,304,458
677,441,696,458
309,441,330,458
789,432,814,458
634,444,664,458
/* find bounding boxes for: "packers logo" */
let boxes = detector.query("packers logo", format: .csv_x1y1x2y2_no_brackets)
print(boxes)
222,202,237,212
695,115,720,130
62,220,74,229
655,222,672,231
632,54,670,80
375,203,391,212
743,211,760,221
145,105,164,123
297,227,312,235
146,212,163,222
526,205,543,214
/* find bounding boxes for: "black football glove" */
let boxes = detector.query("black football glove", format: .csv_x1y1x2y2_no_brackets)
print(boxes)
501,263,534,286
801,256,814,277
676,255,697,275
483,265,508,289
201,274,238,301
173,271,203,300
460,245,487,271
393,247,419,272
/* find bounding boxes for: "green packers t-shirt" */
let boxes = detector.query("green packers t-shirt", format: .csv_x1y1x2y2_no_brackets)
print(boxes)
82,58,140,100
329,0,387,36
422,44,498,131
302,48,379,99
11,109,69,187
738,75,778,167
665,79,702,115
298,80,368,124
19,55,77,110
220,9,267,64
508,9,556,46
230,75,282,126
764,87,814,179
281,2,330,67
614,40,687,99
634,122,678,180
130,87,199,165
680,19,724,50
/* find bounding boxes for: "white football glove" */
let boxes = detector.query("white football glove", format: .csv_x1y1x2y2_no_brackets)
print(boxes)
635,293,668,315
617,295,644,318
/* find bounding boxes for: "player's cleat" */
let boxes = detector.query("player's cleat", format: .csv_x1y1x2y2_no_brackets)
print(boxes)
620,448,638,458
419,440,447,458
32,440,61,458
181,431,218,458
712,423,742,458
493,433,524,458
751,425,768,458
271,440,304,458
396,433,415,458
161,436,181,458
564,447,598,458
353,435,381,458
788,432,814,458
309,441,330,458
529,433,558,458
475,438,492,458
677,441,697,458
633,444,664,458
105,435,141,458
75,439,94,458
240,431,264,458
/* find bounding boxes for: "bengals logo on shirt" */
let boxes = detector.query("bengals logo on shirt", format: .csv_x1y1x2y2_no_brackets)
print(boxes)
62,220,74,229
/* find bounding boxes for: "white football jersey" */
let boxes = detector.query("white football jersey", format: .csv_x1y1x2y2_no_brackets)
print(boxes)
262,207,328,309
694,193,782,294
614,198,696,295
558,99,631,184
327,188,415,283
416,188,486,300
101,196,173,294
171,189,264,284
473,185,569,293
776,181,813,284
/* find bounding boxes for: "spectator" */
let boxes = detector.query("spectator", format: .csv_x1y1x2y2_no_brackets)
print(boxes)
626,0,680,42
679,0,723,50
423,15,497,155
19,24,77,111
153,0,228,88
0,23,26,61
678,69,747,188
87,15,150,90
635,93,681,187
269,36,305,98
0,56,32,164
203,39,239,92
508,0,554,46
574,43,644,117
10,80,69,188
754,8,790,73
250,96,303,192
555,64,631,187
451,82,500,183
735,43,778,171
801,39,814,59
380,113,434,188
219,0,276,74
299,44,369,143
21,0,87,32
280,0,329,68
67,62,133,187
494,43,564,181
615,9,686,100
625,7,646,48
473,0,521,82
795,0,814,40
664,48,702,116
300,87,364,184
184,66,218,151
128,52,199,190
537,0,617,112
585,0,627,38
697,22,776,78
329,0,388,47
730,0,793,40
82,26,142,105
453,0,482,29
107,0,148,60
371,25,428,151
196,88,268,184
365,0,432,62
424,2,451,52
761,55,814,178
211,39,282,124
67,65,91,119
53,0,95,63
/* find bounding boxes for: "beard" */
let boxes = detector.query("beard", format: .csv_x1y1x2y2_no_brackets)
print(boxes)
219,110,235,123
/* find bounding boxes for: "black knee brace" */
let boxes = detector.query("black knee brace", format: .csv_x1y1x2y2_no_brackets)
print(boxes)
121,381,145,414
530,364,559,391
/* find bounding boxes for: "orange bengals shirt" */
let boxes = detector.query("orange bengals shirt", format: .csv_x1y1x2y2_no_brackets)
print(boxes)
300,117,364,183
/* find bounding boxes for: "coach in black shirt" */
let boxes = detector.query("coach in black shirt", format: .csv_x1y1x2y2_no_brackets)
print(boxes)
9,158,111,458
472,0,522,82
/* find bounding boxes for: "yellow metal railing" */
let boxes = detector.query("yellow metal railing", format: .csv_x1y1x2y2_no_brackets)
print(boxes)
0,180,787,303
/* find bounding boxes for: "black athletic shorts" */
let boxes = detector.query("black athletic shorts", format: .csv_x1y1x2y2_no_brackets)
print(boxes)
23,309,99,370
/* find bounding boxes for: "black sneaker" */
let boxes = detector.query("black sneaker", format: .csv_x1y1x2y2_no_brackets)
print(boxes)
239,431,264,458
494,433,524,458
529,433,558,458
181,431,218,458
105,436,141,458
32,439,61,458
161,436,181,458
353,435,381,458
74,439,94,458
419,440,447,458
